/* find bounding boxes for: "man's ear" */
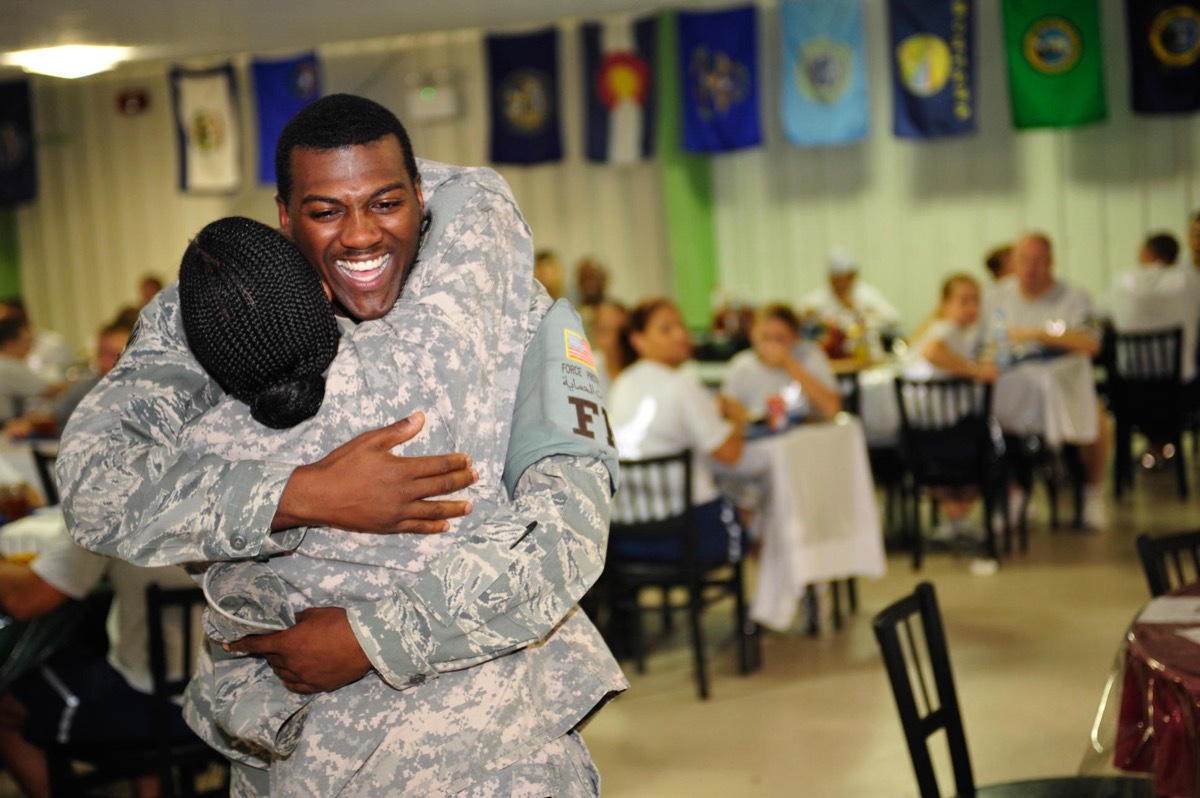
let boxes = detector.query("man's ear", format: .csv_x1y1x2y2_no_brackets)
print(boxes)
276,195,293,240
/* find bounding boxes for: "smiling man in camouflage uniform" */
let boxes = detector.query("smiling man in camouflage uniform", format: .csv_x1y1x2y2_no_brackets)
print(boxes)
56,94,626,796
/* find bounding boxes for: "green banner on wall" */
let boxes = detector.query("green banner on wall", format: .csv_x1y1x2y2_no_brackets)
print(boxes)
0,210,20,298
656,11,717,330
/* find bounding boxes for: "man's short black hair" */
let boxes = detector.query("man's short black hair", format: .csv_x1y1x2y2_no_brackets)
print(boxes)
274,94,418,204
0,317,28,347
1145,232,1180,265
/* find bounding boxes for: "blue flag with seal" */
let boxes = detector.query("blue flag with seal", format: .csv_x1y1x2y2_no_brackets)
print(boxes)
889,0,976,138
0,80,37,206
487,28,563,164
252,52,321,185
582,16,658,164
780,0,869,146
1126,0,1200,114
677,6,762,153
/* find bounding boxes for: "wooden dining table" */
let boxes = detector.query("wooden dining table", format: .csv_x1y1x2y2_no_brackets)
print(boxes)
1114,584,1200,797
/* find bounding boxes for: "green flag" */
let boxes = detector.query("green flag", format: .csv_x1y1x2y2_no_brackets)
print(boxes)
1001,0,1107,129
0,211,20,298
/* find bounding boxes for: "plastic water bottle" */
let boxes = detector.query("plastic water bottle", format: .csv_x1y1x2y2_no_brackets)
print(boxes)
991,308,1013,369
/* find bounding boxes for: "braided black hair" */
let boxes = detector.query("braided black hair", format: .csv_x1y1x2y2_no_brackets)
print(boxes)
179,217,340,430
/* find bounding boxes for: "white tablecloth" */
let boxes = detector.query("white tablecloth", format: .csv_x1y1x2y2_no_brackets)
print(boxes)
992,354,1098,448
747,416,886,631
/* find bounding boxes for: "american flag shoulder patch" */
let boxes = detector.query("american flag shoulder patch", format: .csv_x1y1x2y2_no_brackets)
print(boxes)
564,328,597,370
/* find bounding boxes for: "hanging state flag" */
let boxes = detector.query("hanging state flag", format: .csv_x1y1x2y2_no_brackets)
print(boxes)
0,80,37,206
677,6,762,153
1001,0,1107,129
889,0,976,138
487,28,563,164
252,52,321,185
170,64,241,193
1126,1,1200,114
780,0,869,147
582,16,658,164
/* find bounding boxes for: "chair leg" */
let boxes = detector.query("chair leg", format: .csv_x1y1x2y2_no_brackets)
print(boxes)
687,580,709,700
804,585,819,636
830,580,843,630
1176,436,1189,499
733,564,756,675
846,578,858,613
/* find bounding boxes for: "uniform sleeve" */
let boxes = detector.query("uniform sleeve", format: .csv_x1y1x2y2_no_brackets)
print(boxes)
56,285,304,567
345,454,610,688
346,292,618,689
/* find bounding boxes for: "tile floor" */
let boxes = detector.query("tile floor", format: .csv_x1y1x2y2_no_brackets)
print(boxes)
583,465,1200,797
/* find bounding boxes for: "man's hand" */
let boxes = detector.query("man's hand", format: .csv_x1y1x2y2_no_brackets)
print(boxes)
272,412,478,534
225,607,373,694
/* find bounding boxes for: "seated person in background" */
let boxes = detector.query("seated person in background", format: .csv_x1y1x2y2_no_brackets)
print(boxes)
5,320,132,439
1103,232,1200,467
904,274,998,547
0,318,64,424
985,232,1109,530
591,299,630,396
1189,211,1200,271
0,300,74,383
573,257,609,332
984,244,1014,283
906,274,998,383
800,247,901,353
0,532,196,798
608,298,747,562
720,302,842,422
137,274,163,308
534,248,566,301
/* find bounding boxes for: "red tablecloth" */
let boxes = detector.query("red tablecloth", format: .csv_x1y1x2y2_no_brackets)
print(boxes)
1116,586,1200,797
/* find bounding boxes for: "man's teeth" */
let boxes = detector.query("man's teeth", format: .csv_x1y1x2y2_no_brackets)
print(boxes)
336,254,387,273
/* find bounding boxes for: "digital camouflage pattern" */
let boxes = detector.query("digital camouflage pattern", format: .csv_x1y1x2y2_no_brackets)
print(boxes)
57,161,626,796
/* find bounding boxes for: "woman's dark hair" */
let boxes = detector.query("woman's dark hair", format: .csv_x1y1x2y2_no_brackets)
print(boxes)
757,302,801,335
275,93,418,204
179,216,340,430
620,297,676,365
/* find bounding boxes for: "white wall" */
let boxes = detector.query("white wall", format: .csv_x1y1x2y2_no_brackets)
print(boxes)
13,0,1200,357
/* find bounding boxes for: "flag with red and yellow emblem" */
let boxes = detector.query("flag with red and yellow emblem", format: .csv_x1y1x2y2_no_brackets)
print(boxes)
582,16,658,164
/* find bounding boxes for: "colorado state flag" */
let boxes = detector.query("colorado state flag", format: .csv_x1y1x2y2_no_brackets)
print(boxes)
583,16,658,164
487,28,563,164
677,6,762,153
1126,0,1200,114
889,0,976,138
252,52,322,185
780,0,870,146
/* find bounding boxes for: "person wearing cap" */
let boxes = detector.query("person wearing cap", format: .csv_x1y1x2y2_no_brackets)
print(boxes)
58,95,623,797
800,247,902,343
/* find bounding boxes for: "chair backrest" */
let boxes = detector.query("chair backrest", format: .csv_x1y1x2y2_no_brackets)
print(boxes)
837,372,861,416
32,446,59,505
1136,531,1200,597
1111,327,1182,383
145,584,205,704
872,582,974,798
892,377,996,482
611,451,693,527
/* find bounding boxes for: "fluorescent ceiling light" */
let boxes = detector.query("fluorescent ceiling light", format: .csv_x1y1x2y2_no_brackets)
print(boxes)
2,45,132,79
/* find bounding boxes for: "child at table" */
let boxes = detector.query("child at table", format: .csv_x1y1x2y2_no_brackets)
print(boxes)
905,274,998,553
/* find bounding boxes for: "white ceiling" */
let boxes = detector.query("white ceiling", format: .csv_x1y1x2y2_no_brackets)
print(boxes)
3,0,677,73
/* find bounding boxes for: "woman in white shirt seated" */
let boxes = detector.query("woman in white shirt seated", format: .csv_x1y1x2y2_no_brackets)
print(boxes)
903,274,997,546
721,302,842,422
607,298,747,563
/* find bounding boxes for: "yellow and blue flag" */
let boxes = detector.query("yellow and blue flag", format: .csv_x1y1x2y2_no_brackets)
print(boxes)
170,64,241,193
889,0,976,138
780,0,869,146
487,28,563,164
677,6,762,153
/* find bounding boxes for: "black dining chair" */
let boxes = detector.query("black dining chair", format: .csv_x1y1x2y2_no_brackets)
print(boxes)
31,444,59,506
603,450,759,700
1108,327,1187,499
1135,530,1200,597
893,377,1009,567
45,585,229,798
873,582,1155,798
